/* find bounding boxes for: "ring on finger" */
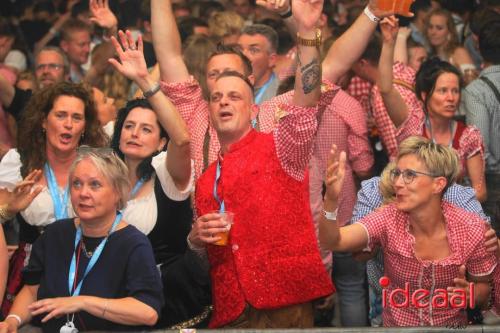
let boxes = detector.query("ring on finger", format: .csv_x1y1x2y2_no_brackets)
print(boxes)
129,46,137,51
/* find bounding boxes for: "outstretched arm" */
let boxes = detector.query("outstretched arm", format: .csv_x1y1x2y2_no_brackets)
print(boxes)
0,72,14,108
151,0,190,83
377,16,410,127
109,31,191,190
322,0,408,83
319,145,369,252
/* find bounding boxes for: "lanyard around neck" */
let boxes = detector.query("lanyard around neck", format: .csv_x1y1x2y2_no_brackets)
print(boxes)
68,213,122,296
213,160,225,212
254,73,275,106
130,177,146,199
425,116,455,148
44,163,70,220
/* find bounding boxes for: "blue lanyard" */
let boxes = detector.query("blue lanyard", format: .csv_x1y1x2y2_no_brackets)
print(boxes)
130,178,146,198
44,163,70,220
213,160,225,212
254,73,275,105
68,213,122,296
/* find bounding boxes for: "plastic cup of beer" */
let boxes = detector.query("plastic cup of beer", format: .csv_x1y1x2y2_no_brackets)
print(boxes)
395,0,413,16
376,0,395,11
214,211,234,246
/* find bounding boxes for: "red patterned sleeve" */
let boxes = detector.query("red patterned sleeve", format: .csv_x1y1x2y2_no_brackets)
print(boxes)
460,125,485,160
356,206,393,251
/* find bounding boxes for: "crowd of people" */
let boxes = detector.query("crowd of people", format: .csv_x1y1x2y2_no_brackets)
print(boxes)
0,0,499,331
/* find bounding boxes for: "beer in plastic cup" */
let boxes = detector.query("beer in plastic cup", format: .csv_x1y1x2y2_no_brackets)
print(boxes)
376,0,395,11
214,211,234,246
395,0,413,16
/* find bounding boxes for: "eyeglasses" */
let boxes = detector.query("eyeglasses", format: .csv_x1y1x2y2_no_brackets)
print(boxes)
35,63,63,71
389,168,439,185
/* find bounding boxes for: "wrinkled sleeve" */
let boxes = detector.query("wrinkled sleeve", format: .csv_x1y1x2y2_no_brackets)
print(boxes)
467,222,497,277
395,103,425,144
355,207,390,251
160,77,205,128
151,151,194,201
460,125,484,160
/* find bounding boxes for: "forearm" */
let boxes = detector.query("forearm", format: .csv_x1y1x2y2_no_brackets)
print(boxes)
322,10,377,83
0,226,8,302
319,197,341,250
472,281,490,308
34,14,69,54
81,296,158,326
293,29,321,106
0,72,15,108
135,75,190,147
151,0,189,82
394,33,408,64
8,285,38,327
166,141,191,191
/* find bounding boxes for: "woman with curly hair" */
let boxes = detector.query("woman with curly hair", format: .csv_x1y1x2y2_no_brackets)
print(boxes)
0,81,108,316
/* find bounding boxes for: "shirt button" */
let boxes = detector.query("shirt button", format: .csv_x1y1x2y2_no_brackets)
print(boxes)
232,244,239,252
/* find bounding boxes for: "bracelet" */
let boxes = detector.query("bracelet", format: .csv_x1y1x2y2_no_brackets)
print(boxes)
6,314,22,326
102,299,109,317
0,204,15,221
364,6,381,22
142,82,161,98
279,7,292,19
296,29,322,48
323,208,338,221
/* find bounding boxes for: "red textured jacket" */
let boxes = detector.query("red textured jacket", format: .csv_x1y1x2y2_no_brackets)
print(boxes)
195,130,334,328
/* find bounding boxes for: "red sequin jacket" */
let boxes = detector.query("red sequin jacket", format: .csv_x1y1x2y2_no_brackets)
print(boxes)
196,129,334,328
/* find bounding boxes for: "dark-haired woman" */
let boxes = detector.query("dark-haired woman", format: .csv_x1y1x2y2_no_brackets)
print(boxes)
378,16,486,202
108,31,211,328
0,82,108,316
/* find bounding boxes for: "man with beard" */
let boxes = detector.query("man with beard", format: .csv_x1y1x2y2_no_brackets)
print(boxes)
0,46,68,122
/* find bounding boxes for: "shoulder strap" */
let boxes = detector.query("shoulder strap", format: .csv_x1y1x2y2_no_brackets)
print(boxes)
480,76,500,104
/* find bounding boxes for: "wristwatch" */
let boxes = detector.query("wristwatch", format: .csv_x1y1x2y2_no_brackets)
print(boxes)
297,29,322,48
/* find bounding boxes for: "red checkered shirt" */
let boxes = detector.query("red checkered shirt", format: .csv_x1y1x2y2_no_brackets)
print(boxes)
309,89,374,271
160,76,338,181
357,202,497,327
396,103,485,178
371,62,419,160
347,76,372,116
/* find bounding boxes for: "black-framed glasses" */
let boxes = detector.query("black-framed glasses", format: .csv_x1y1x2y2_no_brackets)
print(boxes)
389,168,439,185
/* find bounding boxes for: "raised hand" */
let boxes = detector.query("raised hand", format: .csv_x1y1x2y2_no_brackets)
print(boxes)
380,16,399,44
108,30,149,82
292,0,324,32
324,144,346,203
6,170,43,215
29,296,83,323
89,0,118,30
255,0,290,15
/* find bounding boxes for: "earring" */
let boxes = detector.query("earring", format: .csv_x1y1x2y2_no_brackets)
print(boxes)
81,132,85,141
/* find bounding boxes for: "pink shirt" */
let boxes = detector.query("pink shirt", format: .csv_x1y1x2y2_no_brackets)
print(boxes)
358,202,496,326
371,62,420,160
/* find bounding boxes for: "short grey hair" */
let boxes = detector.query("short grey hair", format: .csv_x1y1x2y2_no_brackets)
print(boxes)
241,24,279,53
35,46,70,76
70,147,131,210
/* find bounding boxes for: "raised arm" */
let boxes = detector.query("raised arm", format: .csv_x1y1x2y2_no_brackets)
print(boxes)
377,16,410,127
109,31,191,190
322,0,407,84
151,0,190,83
319,145,369,252
292,0,323,106
89,0,118,39
256,0,298,39
394,26,412,65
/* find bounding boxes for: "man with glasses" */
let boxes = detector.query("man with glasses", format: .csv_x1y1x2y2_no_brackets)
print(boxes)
0,47,69,123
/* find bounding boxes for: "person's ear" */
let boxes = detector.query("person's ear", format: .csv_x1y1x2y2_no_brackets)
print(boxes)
250,104,259,120
432,176,447,194
158,137,167,152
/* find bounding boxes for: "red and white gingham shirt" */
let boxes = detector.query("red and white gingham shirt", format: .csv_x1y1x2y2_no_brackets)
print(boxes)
309,90,374,271
371,62,420,160
397,102,485,178
347,76,372,116
160,76,338,181
357,202,497,327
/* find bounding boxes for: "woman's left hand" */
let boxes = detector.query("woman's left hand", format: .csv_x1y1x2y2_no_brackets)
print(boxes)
108,30,149,83
28,297,84,322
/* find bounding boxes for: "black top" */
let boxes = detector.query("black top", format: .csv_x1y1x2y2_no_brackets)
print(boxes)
23,218,164,332
149,178,211,328
5,87,32,122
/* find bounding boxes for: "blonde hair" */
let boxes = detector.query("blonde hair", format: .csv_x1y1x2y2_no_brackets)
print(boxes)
397,136,459,192
380,161,396,204
70,147,131,210
208,11,244,41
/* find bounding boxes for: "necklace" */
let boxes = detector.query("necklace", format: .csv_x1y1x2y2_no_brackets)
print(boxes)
80,241,93,259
